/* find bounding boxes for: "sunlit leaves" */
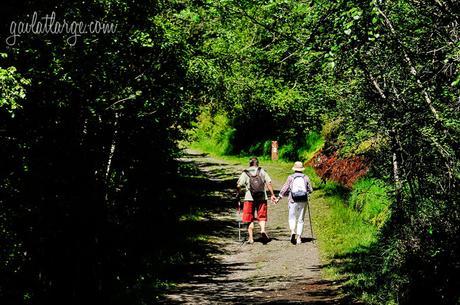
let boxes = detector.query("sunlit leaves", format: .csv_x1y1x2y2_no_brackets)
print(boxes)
0,58,30,115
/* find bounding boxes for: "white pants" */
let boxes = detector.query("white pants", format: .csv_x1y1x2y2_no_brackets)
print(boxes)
288,201,307,236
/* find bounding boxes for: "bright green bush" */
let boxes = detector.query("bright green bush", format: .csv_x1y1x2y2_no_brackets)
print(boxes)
191,108,235,155
321,180,349,197
299,131,324,161
262,140,272,157
279,143,297,161
349,178,391,228
321,118,343,144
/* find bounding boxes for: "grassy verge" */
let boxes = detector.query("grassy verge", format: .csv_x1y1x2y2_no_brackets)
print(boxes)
310,185,378,279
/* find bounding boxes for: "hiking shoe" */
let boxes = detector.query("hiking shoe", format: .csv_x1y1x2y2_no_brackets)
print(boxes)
261,232,269,242
290,234,296,245
296,237,302,245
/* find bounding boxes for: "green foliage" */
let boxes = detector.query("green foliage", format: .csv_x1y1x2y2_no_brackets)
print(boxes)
321,118,344,145
298,131,324,161
180,0,460,302
190,108,235,155
247,141,264,156
176,0,333,153
191,110,324,162
322,180,346,197
278,143,296,161
311,187,377,259
349,178,391,228
1,0,459,304
0,57,29,114
1,1,201,303
262,140,272,157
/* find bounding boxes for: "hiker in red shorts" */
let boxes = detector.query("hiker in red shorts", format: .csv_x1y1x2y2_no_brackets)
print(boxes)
237,157,277,244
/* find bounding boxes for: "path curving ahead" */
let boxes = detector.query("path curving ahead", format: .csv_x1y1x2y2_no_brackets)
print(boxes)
159,150,346,304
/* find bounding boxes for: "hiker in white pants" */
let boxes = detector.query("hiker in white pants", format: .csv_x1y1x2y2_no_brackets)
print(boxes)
277,161,313,245
288,200,307,241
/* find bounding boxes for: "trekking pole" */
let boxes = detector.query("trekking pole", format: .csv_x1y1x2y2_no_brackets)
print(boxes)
238,203,242,242
306,197,315,242
236,193,242,243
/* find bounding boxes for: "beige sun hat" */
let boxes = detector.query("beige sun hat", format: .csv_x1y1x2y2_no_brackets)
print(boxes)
292,161,305,171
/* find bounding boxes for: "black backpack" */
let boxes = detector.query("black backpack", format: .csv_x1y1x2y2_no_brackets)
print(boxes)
244,167,266,201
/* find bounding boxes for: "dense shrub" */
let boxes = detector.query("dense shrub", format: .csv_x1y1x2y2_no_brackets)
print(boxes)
298,131,325,161
349,178,391,227
278,143,297,161
309,151,369,188
191,108,235,155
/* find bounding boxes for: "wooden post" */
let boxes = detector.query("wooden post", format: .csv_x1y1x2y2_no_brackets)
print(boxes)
271,141,278,160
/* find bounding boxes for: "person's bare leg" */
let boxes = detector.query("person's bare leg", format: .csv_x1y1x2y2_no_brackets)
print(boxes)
259,220,266,233
248,222,254,243
259,220,270,241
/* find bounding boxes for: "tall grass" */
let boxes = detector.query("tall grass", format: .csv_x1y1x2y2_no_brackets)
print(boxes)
311,188,378,260
349,178,391,228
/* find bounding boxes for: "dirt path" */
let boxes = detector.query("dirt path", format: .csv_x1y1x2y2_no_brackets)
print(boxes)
159,151,345,304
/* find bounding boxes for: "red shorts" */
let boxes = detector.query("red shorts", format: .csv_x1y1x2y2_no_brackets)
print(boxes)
242,201,268,223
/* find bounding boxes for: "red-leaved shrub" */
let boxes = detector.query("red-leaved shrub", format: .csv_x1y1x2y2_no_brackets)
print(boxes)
307,150,369,188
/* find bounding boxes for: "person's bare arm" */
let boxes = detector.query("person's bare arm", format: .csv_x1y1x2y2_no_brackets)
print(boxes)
236,185,242,196
236,173,245,197
266,182,277,203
